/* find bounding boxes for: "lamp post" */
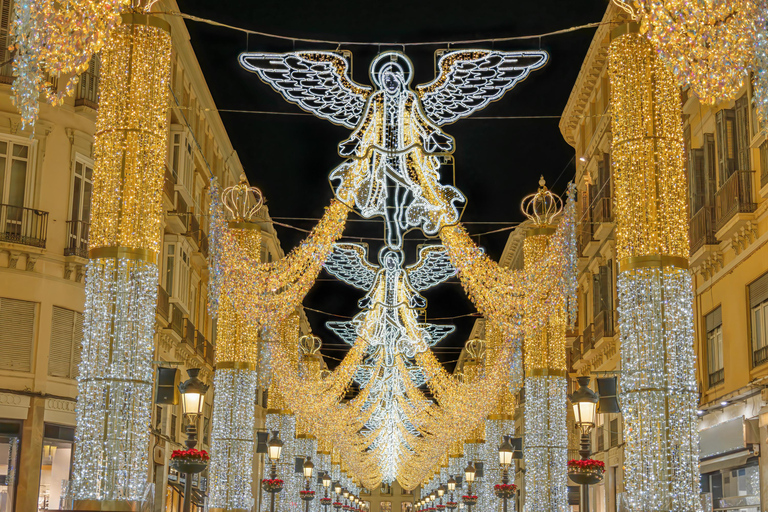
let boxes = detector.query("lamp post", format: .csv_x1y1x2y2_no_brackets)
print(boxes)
447,476,457,511
177,368,209,512
266,430,284,512
302,457,315,512
496,435,515,512
322,473,332,512
569,376,601,512
463,462,476,512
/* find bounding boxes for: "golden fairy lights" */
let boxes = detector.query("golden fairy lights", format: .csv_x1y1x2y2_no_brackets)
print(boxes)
613,0,762,104
71,14,171,506
609,25,701,511
10,0,130,127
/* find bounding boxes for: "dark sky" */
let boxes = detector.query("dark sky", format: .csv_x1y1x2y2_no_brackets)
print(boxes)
181,0,607,370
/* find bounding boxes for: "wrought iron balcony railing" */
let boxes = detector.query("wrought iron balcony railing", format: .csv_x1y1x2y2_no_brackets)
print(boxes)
715,170,756,231
0,204,49,248
64,220,89,258
689,206,717,255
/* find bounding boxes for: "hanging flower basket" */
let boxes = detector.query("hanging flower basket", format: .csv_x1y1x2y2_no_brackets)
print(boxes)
446,501,458,510
262,478,284,493
300,490,316,502
436,504,446,510
343,505,351,511
170,448,209,474
568,459,605,485
494,484,517,499
461,496,478,506
321,497,333,506
333,502,343,510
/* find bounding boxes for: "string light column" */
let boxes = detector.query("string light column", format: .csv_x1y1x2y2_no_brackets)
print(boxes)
70,9,172,510
521,178,568,512
608,23,701,511
209,177,264,512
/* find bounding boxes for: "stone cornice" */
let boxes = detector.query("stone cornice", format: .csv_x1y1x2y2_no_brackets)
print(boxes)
559,3,626,148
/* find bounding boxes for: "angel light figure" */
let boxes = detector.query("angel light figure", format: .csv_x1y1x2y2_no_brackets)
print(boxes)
323,243,456,366
239,49,548,249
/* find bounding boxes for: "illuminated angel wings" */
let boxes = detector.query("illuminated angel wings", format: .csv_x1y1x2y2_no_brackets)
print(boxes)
239,49,548,128
323,243,456,292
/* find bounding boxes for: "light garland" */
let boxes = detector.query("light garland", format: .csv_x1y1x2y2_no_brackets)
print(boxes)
612,0,761,104
754,4,768,125
209,177,265,512
10,0,128,127
70,12,171,507
609,25,701,511
521,180,568,512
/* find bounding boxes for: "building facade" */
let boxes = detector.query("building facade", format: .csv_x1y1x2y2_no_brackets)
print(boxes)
0,2,288,511
560,3,768,511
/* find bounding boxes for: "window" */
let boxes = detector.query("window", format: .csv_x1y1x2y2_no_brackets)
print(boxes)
169,126,194,202
716,108,738,184
0,422,21,512
38,425,74,511
610,418,619,448
380,483,391,495
0,297,36,372
0,140,32,238
706,307,724,385
380,502,392,512
164,240,191,313
735,95,751,172
48,306,83,379
760,140,768,188
171,412,178,443
67,158,93,257
154,405,162,432
750,273,768,366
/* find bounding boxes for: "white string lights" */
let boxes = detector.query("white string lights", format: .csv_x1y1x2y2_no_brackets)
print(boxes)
239,49,547,250
71,10,171,507
609,24,701,511
521,179,568,512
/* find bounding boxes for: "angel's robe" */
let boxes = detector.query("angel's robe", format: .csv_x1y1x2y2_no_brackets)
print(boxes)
329,87,464,249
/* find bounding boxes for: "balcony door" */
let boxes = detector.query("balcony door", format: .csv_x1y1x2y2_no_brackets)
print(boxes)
0,140,32,243
67,159,93,257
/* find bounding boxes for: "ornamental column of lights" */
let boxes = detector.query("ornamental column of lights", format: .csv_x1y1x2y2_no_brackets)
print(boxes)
70,5,171,510
521,178,568,512
209,175,264,512
608,22,701,511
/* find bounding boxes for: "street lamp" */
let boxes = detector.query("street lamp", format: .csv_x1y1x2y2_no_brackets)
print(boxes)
301,457,315,512
265,430,284,512
569,376,602,512
447,477,457,510
463,463,477,512
322,473,332,512
496,435,516,512
177,368,209,512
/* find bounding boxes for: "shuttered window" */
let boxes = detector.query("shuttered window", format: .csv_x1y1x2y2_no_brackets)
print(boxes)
735,95,751,172
0,0,12,79
751,273,768,366
716,109,738,184
48,306,83,379
0,297,36,372
706,307,724,385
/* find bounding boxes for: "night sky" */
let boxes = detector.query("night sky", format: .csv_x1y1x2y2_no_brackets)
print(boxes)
181,0,607,370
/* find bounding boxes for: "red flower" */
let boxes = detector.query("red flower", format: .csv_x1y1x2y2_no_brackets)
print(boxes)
567,459,605,471
171,448,210,461
461,496,478,500
494,484,517,492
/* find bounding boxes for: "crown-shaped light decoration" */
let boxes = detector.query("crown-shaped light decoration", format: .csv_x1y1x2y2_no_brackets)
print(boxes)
521,176,563,227
299,334,323,356
221,173,264,222
464,338,486,361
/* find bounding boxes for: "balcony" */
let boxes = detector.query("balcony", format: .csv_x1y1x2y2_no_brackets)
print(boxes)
195,330,207,358
168,304,184,339
715,170,756,238
582,324,595,356
164,165,176,203
0,204,48,249
204,340,214,366
708,368,724,388
74,69,99,110
187,213,200,250
753,346,768,368
157,286,170,322
199,231,209,260
578,222,595,257
689,206,717,258
183,318,196,348
0,46,12,85
592,196,613,240
167,192,189,234
593,309,616,343
64,220,89,258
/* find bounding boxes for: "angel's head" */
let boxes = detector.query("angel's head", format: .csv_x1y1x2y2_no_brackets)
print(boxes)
379,248,404,270
371,52,413,93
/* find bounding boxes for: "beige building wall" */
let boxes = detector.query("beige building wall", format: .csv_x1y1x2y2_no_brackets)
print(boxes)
560,3,768,511
0,2,291,511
